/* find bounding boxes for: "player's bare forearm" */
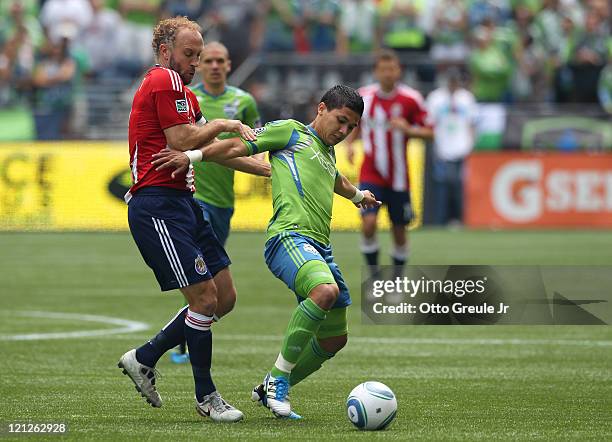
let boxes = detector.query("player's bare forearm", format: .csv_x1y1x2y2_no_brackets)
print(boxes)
406,126,434,139
334,174,358,199
164,120,256,151
334,174,381,209
200,138,250,162
150,138,252,179
217,157,271,177
163,120,223,151
389,118,434,139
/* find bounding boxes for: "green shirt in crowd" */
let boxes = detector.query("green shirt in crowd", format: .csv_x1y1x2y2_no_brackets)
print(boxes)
469,45,512,102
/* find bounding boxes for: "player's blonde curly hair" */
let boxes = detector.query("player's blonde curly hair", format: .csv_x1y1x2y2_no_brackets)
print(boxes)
152,16,202,58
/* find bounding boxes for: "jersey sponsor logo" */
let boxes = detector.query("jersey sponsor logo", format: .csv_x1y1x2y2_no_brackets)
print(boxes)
175,99,188,113
194,255,208,275
253,127,267,136
309,145,336,178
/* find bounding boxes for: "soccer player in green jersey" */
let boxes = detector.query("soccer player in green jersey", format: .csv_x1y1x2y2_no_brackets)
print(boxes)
191,41,262,246
169,42,264,364
153,85,380,419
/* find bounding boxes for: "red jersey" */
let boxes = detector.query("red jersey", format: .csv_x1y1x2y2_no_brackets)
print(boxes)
358,83,429,192
126,66,204,201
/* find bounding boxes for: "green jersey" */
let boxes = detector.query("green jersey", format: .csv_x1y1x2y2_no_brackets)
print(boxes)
191,85,261,208
242,119,339,246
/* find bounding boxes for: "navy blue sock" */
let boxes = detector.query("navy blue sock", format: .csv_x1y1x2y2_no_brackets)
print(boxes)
392,257,406,278
365,250,379,267
136,306,187,367
392,257,406,267
184,310,215,401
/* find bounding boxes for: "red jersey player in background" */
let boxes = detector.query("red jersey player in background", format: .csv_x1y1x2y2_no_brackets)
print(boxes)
347,49,433,275
118,16,269,423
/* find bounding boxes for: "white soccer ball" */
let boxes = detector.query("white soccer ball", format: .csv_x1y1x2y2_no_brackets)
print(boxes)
346,381,397,431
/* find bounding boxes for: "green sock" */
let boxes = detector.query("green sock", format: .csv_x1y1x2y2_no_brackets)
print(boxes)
271,298,327,378
289,337,335,386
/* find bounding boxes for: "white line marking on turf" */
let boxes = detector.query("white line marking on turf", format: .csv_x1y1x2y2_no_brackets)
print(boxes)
105,333,612,347
3,311,609,347
0,311,149,341
211,334,612,347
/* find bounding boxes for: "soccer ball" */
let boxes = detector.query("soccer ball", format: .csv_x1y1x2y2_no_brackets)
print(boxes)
346,381,397,430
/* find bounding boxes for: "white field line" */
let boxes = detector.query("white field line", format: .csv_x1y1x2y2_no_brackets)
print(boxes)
212,334,612,347
0,311,610,347
0,311,149,341
103,332,612,347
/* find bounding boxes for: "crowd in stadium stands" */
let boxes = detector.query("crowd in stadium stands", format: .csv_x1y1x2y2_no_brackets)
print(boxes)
0,0,610,139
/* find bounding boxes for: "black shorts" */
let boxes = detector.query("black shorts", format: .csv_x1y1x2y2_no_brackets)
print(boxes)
128,187,231,291
359,182,413,226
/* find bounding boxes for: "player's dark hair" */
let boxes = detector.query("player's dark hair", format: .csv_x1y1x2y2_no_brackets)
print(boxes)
152,16,201,58
374,48,400,67
320,85,364,117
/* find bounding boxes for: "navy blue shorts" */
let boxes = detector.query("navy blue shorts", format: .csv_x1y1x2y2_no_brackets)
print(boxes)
128,187,231,291
359,182,413,226
196,199,234,247
264,232,351,309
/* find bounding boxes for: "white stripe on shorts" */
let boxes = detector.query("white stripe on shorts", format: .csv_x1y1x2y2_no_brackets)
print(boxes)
152,217,189,287
159,219,189,284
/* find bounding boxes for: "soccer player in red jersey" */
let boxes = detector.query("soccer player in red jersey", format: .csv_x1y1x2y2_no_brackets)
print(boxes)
347,49,433,275
117,16,269,422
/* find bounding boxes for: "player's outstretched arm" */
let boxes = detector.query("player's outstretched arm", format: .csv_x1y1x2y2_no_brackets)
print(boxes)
216,157,271,177
163,120,256,151
334,173,381,209
151,138,251,178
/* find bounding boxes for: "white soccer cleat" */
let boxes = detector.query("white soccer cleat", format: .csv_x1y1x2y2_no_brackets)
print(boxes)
263,373,292,417
196,391,244,422
118,349,162,408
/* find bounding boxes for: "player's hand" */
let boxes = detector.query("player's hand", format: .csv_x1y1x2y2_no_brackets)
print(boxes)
151,148,190,178
224,120,257,141
354,190,381,209
389,117,410,132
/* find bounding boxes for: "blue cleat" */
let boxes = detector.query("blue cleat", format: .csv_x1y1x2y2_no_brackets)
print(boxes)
252,382,302,419
284,411,302,420
169,351,190,364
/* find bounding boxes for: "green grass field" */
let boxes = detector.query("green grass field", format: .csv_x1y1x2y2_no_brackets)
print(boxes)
1,230,611,440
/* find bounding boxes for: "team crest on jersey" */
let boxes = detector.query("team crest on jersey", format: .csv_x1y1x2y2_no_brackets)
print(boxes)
194,255,208,275
175,99,188,113
223,99,240,118
303,244,319,256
